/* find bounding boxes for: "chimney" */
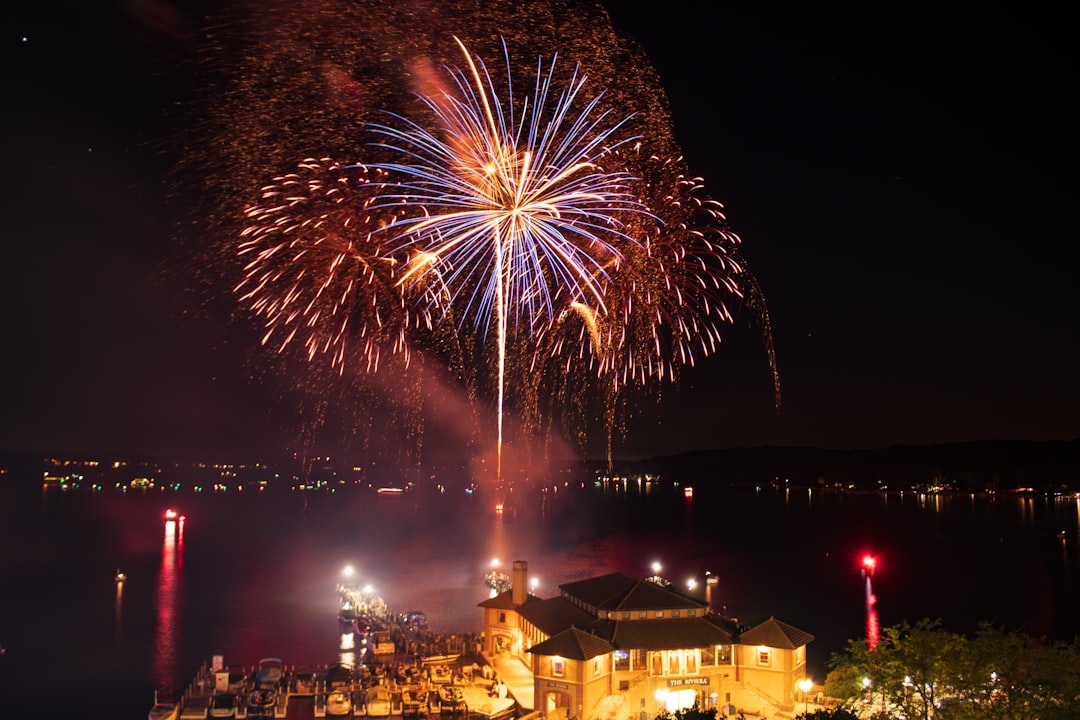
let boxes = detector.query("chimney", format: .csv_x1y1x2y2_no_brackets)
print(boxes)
511,560,528,607
706,573,719,612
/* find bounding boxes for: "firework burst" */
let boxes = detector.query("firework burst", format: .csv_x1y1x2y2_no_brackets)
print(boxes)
363,37,654,481
234,158,431,374
177,1,778,473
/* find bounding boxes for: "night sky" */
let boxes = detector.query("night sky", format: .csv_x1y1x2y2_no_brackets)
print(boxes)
2,1,1075,462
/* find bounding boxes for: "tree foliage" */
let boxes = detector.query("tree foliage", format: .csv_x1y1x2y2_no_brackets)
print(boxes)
823,619,1080,719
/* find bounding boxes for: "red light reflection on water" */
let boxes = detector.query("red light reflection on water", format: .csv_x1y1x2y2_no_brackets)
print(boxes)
862,554,880,650
865,577,880,651
153,518,183,698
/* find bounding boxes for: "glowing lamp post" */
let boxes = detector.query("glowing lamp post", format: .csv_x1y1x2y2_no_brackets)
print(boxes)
798,678,812,717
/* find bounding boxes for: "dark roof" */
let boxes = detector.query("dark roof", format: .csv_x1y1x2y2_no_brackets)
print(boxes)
560,573,637,607
519,597,596,637
560,573,707,612
737,617,815,649
590,617,735,651
530,627,615,660
612,581,705,612
477,589,542,610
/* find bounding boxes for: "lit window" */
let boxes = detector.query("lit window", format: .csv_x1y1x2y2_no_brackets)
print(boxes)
553,658,565,677
593,657,603,676
757,647,771,666
672,610,681,618
701,646,715,666
655,611,664,619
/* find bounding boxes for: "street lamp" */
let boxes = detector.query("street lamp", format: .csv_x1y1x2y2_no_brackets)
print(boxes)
798,678,812,717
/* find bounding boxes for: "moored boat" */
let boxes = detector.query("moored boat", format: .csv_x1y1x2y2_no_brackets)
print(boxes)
402,689,429,718
255,657,283,688
247,687,277,718
437,684,468,715
209,692,239,718
148,701,179,720
365,685,392,717
326,689,353,717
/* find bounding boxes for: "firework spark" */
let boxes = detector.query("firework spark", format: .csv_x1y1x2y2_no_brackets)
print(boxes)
234,158,429,374
526,149,776,466
364,37,653,483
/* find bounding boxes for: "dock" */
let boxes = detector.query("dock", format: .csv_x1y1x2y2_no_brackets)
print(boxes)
161,579,531,720
169,650,524,720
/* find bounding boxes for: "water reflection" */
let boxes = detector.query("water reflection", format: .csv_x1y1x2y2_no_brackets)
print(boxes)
114,576,123,645
153,515,183,698
339,630,356,667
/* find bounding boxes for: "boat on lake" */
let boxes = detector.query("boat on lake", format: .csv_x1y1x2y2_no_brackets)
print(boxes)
339,604,358,624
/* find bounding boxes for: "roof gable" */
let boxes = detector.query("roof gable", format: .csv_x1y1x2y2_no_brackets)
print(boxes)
519,597,595,637
738,617,815,649
560,573,707,613
613,581,705,612
530,627,614,660
590,617,735,650
478,589,542,610
559,573,638,608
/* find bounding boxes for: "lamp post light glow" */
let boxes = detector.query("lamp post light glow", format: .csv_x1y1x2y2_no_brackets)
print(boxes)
798,678,812,717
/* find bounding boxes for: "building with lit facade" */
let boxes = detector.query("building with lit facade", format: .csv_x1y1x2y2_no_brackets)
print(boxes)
479,561,813,719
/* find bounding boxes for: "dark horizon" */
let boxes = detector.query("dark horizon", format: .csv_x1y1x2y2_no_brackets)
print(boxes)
5,438,1078,495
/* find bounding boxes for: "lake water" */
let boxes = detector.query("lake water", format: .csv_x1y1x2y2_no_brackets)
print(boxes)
1,474,1077,719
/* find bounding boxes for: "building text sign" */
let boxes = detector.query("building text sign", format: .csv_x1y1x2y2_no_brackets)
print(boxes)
668,678,710,688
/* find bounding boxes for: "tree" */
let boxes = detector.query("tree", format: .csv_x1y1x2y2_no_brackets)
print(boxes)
823,618,1080,719
655,706,717,720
